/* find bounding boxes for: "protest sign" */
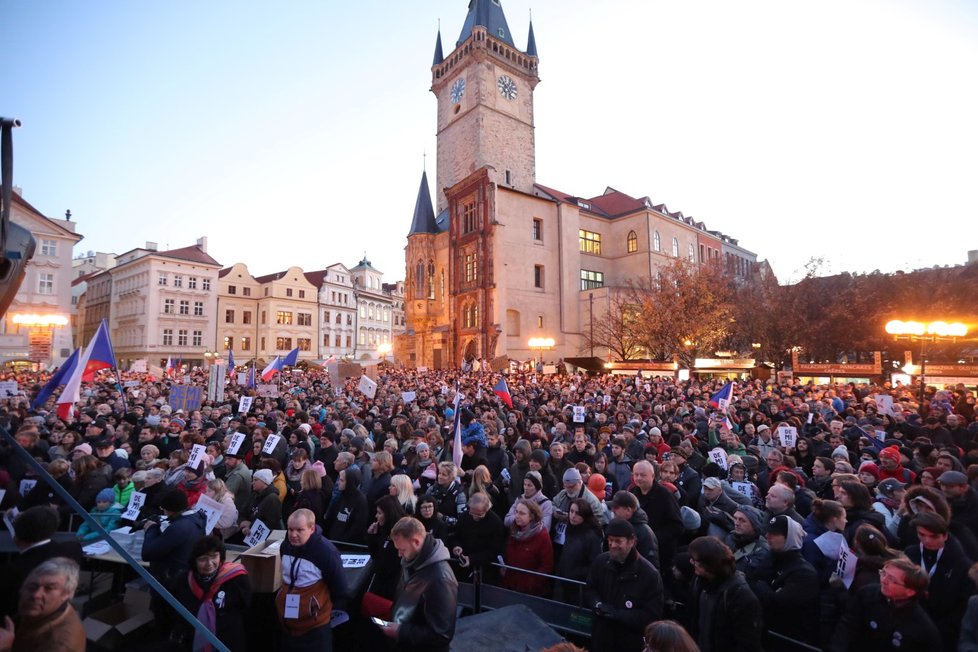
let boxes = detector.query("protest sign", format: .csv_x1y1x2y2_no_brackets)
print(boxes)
194,494,225,535
244,519,271,547
708,448,728,470
262,434,282,455
226,433,246,457
122,492,147,521
572,406,586,423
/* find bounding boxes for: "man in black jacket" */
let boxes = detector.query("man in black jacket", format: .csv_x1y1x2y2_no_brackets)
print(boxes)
629,461,682,581
586,518,664,652
381,516,458,652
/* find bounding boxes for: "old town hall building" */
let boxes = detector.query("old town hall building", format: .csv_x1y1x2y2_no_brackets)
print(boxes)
401,1,758,369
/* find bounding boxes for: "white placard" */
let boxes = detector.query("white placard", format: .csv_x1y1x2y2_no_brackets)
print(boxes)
717,397,730,413
256,384,279,398
244,519,271,548
814,530,847,559
603,394,612,405
875,395,895,417
124,380,140,388
187,444,207,470
226,433,246,457
0,489,5,506
262,434,282,455
237,372,248,385
708,447,728,470
834,544,858,589
401,391,417,403
131,359,147,373
572,406,586,423
732,482,754,498
3,507,19,534
0,381,19,397
358,375,377,399
238,396,254,415
122,492,147,521
194,493,224,535
18,479,37,496
776,426,798,449
341,554,371,568
334,386,344,397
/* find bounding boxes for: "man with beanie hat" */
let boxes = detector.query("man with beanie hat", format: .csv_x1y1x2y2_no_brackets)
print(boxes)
878,445,916,484
141,489,207,586
223,448,253,517
239,468,283,539
506,439,532,502
749,515,818,646
586,517,664,652
553,467,607,530
723,505,772,581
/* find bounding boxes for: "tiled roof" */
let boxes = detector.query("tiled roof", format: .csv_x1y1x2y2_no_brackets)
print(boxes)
304,270,327,287
586,189,646,218
218,267,234,278
157,244,220,266
253,271,286,284
457,0,516,49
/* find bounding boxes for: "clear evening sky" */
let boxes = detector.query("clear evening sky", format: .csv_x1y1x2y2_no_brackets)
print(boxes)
4,0,976,283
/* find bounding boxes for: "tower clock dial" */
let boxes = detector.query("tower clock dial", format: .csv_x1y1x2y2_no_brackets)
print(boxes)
497,75,517,100
450,77,466,104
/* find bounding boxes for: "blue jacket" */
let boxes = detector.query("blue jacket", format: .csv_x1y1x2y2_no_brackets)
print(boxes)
280,526,349,607
142,510,207,581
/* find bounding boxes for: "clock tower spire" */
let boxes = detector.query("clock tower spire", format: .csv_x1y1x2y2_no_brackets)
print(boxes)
431,0,539,212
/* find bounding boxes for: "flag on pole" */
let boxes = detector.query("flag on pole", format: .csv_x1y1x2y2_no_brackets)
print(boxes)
708,381,734,410
247,364,256,389
57,323,106,420
81,320,120,382
323,354,336,365
283,347,300,367
452,385,463,468
261,356,283,382
492,377,513,409
228,350,235,373
32,348,79,410
165,355,176,378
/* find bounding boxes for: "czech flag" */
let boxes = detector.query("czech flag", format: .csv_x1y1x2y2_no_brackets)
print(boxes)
165,355,179,378
227,350,235,375
283,347,300,367
493,377,513,409
708,381,734,411
32,348,79,410
81,320,119,381
261,356,283,382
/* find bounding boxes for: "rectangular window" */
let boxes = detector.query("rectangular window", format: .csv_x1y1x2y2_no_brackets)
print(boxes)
358,332,366,345
700,244,705,263
192,330,202,347
334,334,341,347
346,335,352,348
461,201,477,233
41,239,57,256
159,274,167,286
227,285,236,295
297,338,311,351
188,277,197,289
164,299,175,314
359,305,366,318
162,329,173,346
178,329,188,346
241,337,251,351
225,309,234,323
223,336,232,350
276,337,292,350
297,313,312,326
261,311,267,324
464,253,478,283
537,315,544,328
299,290,305,299
202,278,211,291
324,310,330,323
242,287,251,296
179,300,190,315
534,265,544,289
532,218,542,241
347,314,352,325
260,337,265,351
194,301,204,316
242,311,252,325
173,275,183,288
264,288,269,297
580,269,605,290
276,311,293,325
286,288,293,297
579,230,602,255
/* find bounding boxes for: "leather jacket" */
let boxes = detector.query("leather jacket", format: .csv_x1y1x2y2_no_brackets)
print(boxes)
391,533,458,652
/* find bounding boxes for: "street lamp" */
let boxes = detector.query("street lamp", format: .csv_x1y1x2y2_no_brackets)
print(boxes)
377,343,392,360
528,337,555,366
885,320,969,413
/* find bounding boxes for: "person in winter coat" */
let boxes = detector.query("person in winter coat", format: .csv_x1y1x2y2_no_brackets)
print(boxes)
800,498,848,584
528,449,559,499
76,487,122,542
506,439,532,502
367,495,408,600
607,437,634,495
749,514,819,646
223,451,253,517
685,536,764,652
380,517,458,652
552,467,607,528
203,479,239,540
112,468,135,511
142,489,208,585
609,491,660,570
426,461,467,529
586,518,664,652
167,535,251,651
502,498,553,597
504,471,554,531
829,557,941,651
450,492,506,584
291,469,325,526
239,468,283,541
838,479,889,544
723,505,772,583
324,466,368,545
960,562,978,652
554,498,603,603
903,511,975,651
68,454,111,513
697,477,739,538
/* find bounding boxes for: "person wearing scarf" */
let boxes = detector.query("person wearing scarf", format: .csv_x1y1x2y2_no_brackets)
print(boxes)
501,497,553,597
169,535,251,652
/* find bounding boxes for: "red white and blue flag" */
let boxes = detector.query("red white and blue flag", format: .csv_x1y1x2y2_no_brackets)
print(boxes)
708,381,734,411
57,320,118,419
81,320,119,381
493,377,513,409
32,348,79,410
261,356,284,382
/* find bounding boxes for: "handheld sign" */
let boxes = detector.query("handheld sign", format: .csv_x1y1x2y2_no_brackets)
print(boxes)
835,545,858,589
401,391,417,403
876,395,895,417
262,434,282,455
603,394,612,405
776,426,798,449
238,396,254,415
18,479,37,496
122,492,147,521
187,444,207,471
334,386,344,397
708,448,728,470
358,375,377,399
732,482,754,499
572,405,586,423
194,494,225,535
244,519,272,548
226,433,246,457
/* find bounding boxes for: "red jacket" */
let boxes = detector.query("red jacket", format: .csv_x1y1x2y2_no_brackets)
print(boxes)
503,526,554,597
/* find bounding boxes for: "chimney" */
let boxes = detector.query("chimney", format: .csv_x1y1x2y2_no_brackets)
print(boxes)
968,250,978,265
12,186,22,196
145,241,158,251
196,236,208,253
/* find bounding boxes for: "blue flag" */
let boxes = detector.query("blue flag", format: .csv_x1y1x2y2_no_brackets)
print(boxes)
32,348,79,410
282,347,300,367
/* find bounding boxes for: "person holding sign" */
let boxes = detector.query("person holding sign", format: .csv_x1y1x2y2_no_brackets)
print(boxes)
238,469,283,541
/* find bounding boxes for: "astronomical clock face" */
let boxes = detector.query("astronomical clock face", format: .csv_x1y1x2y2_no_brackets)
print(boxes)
497,75,517,100
450,77,466,104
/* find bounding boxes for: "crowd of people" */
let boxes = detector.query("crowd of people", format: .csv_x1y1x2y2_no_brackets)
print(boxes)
0,363,977,651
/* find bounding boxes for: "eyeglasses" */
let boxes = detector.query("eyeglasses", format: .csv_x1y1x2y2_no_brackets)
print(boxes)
878,569,906,587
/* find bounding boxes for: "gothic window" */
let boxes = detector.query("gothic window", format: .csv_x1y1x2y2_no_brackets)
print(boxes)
627,231,638,253
416,260,425,296
672,237,680,257
462,201,477,233
653,231,661,252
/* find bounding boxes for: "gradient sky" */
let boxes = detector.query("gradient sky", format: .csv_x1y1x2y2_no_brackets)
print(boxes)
4,0,976,283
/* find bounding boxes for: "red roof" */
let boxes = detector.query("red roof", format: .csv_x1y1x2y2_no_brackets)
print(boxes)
586,189,646,217
157,244,220,266
253,271,286,284
304,269,326,287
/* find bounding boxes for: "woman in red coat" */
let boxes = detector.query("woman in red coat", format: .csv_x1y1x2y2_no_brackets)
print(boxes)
502,497,554,597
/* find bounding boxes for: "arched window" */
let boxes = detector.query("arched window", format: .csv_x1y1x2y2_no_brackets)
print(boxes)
415,260,425,296
427,261,435,299
653,231,661,252
473,303,479,327
688,243,695,262
672,237,679,257
627,230,638,253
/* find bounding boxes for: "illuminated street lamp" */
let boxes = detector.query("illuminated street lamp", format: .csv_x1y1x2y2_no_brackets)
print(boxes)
885,320,969,412
528,337,555,365
377,343,392,360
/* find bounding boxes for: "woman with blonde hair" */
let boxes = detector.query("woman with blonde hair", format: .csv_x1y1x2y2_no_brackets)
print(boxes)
389,473,417,515
204,478,239,539
367,450,394,514
468,464,503,517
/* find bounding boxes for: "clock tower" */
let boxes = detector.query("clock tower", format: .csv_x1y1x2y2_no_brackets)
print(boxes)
431,0,539,212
